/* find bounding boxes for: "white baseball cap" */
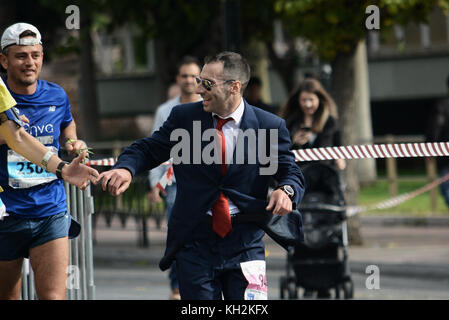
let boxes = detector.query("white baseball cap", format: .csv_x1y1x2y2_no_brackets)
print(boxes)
1,22,42,51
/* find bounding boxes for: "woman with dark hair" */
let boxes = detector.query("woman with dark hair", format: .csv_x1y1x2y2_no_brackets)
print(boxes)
279,78,346,299
279,78,345,170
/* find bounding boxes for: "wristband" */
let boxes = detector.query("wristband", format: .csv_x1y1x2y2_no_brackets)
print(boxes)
41,151,55,171
56,161,69,179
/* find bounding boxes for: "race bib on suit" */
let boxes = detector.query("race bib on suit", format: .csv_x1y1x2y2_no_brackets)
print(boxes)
240,260,268,300
7,145,57,189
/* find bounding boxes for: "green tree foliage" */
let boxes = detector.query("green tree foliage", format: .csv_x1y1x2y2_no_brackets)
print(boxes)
39,0,223,79
275,0,448,62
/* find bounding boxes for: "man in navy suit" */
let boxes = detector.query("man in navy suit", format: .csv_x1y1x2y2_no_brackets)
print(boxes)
99,52,305,300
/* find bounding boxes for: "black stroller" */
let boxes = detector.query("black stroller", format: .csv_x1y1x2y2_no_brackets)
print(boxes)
279,163,354,299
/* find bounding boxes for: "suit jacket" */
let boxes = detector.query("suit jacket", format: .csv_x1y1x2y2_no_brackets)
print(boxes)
113,100,305,270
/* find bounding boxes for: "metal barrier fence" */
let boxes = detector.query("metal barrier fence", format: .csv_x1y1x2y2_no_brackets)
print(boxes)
91,173,165,248
20,182,95,300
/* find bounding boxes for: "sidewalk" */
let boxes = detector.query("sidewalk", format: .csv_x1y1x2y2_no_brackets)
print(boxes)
92,214,449,280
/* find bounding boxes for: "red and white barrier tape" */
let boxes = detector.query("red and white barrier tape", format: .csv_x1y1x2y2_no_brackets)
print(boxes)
86,157,117,166
86,158,172,166
346,171,449,217
85,142,449,214
86,142,449,166
293,142,449,162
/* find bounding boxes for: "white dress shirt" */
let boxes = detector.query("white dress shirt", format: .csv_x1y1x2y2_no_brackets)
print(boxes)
207,98,245,215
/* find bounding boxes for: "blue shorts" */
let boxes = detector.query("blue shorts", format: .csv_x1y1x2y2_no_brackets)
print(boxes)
0,211,81,261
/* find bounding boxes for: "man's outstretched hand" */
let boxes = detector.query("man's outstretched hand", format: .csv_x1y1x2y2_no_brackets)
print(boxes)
98,168,132,196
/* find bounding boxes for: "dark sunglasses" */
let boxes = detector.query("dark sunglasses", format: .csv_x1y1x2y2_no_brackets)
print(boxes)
195,77,235,91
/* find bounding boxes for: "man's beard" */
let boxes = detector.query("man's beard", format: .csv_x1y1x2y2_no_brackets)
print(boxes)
12,72,37,87
19,78,36,86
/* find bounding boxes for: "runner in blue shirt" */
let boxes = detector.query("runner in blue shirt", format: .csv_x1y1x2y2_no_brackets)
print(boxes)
0,23,98,300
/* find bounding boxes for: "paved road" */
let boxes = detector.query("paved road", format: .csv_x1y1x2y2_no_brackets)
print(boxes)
94,266,170,300
93,265,449,300
91,214,449,300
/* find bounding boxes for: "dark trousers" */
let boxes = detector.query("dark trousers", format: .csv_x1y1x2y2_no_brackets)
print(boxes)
164,183,178,290
175,217,265,300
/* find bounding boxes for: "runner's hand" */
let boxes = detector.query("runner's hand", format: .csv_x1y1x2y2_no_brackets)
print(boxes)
62,150,100,190
65,139,88,157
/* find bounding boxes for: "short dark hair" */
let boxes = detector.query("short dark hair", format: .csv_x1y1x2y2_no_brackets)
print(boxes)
176,55,200,74
19,30,37,38
2,44,9,56
204,51,250,92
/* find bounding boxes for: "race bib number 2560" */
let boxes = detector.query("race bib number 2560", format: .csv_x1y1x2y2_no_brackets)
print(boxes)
7,147,57,189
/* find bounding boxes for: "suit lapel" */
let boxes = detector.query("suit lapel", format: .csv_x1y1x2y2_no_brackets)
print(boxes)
198,108,222,177
237,100,259,133
199,107,214,130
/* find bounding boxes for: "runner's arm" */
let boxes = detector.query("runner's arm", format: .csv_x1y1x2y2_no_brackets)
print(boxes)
0,118,98,188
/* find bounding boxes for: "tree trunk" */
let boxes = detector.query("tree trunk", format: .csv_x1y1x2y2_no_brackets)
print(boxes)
265,41,297,94
78,13,100,142
354,40,377,184
331,49,363,245
153,39,169,107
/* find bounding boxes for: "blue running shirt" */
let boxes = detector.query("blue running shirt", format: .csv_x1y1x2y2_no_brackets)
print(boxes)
0,78,73,218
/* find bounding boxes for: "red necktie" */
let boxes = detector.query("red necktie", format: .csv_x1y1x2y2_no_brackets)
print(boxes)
211,116,233,238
